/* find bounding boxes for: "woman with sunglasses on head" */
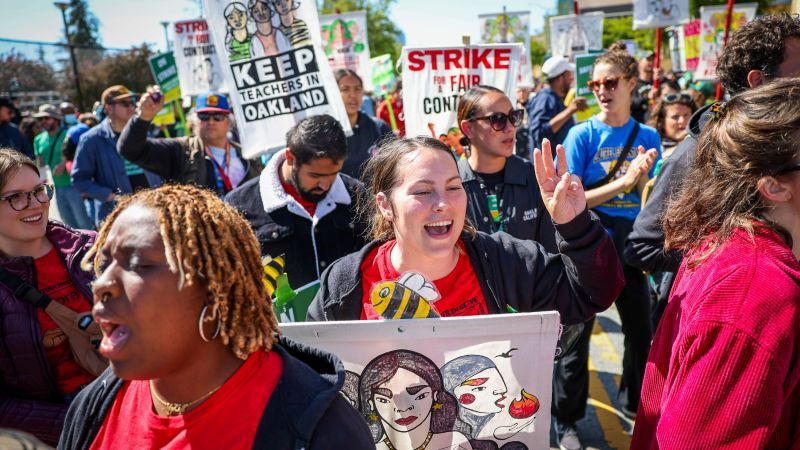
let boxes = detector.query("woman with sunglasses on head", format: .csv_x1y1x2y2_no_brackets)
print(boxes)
308,136,623,338
632,78,800,449
456,86,560,251
0,148,102,446
555,41,662,445
118,90,262,197
647,92,697,165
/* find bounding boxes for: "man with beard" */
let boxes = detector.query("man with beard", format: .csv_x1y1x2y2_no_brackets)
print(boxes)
118,91,260,196
225,114,366,292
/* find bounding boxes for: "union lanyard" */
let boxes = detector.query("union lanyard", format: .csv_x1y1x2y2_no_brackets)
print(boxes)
204,143,234,192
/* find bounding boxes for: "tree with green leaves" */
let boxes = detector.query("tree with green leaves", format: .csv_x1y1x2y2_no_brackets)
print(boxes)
318,0,404,64
65,0,102,48
0,53,58,92
602,16,655,52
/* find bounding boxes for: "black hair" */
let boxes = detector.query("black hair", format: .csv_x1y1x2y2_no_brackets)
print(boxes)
334,68,363,87
285,114,347,166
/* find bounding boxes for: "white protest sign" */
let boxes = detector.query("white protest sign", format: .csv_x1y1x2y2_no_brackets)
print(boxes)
633,0,690,29
173,19,229,95
282,312,559,450
695,3,757,81
401,44,521,146
203,0,352,158
479,11,533,87
320,11,373,91
549,13,604,61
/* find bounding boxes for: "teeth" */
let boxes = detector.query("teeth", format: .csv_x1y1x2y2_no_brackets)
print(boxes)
21,215,41,222
425,220,452,227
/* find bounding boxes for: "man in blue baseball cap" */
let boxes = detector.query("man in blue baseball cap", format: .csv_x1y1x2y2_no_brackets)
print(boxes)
118,90,261,196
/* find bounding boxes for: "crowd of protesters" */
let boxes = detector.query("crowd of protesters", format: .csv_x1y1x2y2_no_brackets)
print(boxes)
1,11,800,450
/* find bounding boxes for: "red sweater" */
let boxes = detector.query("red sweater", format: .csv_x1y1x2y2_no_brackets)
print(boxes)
632,227,800,449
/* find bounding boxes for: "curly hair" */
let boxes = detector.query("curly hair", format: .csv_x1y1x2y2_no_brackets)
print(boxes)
717,13,800,95
593,41,638,79
82,184,279,359
663,78,800,266
647,94,697,140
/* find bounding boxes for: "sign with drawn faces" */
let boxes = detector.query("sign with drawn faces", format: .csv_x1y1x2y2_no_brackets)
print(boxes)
479,11,533,87
282,312,559,449
319,11,373,91
632,0,690,29
203,0,351,157
549,12,604,61
173,19,230,96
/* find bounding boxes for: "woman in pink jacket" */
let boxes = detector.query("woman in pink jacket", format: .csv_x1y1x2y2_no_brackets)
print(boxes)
632,78,800,448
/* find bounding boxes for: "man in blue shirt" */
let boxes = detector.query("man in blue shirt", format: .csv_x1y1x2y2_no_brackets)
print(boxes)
527,56,587,155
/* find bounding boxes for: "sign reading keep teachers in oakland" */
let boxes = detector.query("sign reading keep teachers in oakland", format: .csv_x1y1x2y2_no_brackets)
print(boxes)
203,0,351,158
401,44,521,141
173,19,229,96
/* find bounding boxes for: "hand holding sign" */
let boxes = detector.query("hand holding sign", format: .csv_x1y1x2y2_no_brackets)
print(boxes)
533,139,586,225
137,86,166,122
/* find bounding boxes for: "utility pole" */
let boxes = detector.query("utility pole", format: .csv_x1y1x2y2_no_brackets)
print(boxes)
161,21,171,51
54,2,84,109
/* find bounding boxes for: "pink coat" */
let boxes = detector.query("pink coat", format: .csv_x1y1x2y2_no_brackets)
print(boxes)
632,226,800,449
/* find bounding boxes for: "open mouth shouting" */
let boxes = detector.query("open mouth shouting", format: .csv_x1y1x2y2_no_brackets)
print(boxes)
96,316,131,359
424,220,453,239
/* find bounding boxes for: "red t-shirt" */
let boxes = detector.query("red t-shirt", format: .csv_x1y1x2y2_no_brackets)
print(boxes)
33,247,95,395
281,182,317,216
90,350,283,450
360,240,488,320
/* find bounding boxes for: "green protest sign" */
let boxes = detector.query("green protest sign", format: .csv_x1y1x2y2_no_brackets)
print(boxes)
574,53,601,123
148,52,182,104
371,54,396,97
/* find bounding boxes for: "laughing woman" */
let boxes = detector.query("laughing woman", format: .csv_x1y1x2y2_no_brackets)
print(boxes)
307,136,623,326
58,185,372,450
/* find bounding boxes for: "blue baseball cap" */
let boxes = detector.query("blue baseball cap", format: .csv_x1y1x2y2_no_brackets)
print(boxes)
196,92,231,114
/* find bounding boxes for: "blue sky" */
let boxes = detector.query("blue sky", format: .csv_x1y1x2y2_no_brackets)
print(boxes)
1,0,554,63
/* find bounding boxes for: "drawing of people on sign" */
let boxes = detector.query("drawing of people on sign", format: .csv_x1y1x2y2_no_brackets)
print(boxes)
359,350,473,450
248,0,290,57
224,2,252,61
322,19,366,58
270,0,312,47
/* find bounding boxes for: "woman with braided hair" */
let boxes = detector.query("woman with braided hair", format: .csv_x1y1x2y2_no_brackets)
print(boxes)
58,184,373,450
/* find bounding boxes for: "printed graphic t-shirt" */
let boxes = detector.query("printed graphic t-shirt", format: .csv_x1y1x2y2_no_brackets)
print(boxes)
33,247,95,395
360,240,488,319
563,116,661,221
90,350,283,450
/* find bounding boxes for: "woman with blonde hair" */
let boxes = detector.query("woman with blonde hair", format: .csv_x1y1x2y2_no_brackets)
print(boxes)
632,78,800,448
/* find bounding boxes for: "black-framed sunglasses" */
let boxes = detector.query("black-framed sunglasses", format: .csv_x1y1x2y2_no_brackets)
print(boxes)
468,108,525,132
776,162,800,175
197,112,227,122
112,99,136,108
663,92,693,104
587,76,623,92
0,183,54,211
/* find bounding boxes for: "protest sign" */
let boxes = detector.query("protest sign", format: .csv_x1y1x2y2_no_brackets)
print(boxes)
574,53,601,123
401,44,521,155
282,312,560,450
173,18,229,95
682,19,701,72
319,11,373,90
479,11,533,87
633,0,690,29
549,12,604,61
695,3,757,81
148,52,182,104
203,0,352,158
371,54,397,96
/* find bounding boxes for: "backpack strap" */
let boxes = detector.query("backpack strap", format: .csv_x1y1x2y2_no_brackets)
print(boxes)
0,266,51,309
585,122,640,190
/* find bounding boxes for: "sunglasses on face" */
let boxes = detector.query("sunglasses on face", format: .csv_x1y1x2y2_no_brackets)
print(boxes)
663,92,693,104
197,112,227,122
776,162,800,175
587,76,624,92
0,183,54,211
469,108,525,132
111,100,136,108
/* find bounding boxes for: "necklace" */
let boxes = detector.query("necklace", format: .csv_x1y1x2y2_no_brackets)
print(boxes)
149,382,223,416
382,431,433,450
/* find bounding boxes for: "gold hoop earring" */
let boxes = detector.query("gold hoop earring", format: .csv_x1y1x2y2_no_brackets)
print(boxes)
198,305,221,342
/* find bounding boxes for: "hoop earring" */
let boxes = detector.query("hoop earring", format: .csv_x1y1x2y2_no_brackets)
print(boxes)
198,305,221,342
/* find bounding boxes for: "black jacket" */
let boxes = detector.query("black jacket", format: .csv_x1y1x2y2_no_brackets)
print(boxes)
342,111,392,180
57,337,374,450
624,103,713,273
307,209,624,325
118,116,261,195
459,155,558,253
225,163,366,289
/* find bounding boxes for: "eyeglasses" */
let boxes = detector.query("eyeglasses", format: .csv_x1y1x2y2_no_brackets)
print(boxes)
468,108,525,131
587,76,624,92
0,184,54,211
111,100,136,108
776,162,800,175
663,92,693,104
197,112,227,122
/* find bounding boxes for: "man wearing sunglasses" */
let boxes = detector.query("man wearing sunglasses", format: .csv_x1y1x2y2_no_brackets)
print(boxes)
71,85,159,225
118,91,260,197
527,56,587,157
